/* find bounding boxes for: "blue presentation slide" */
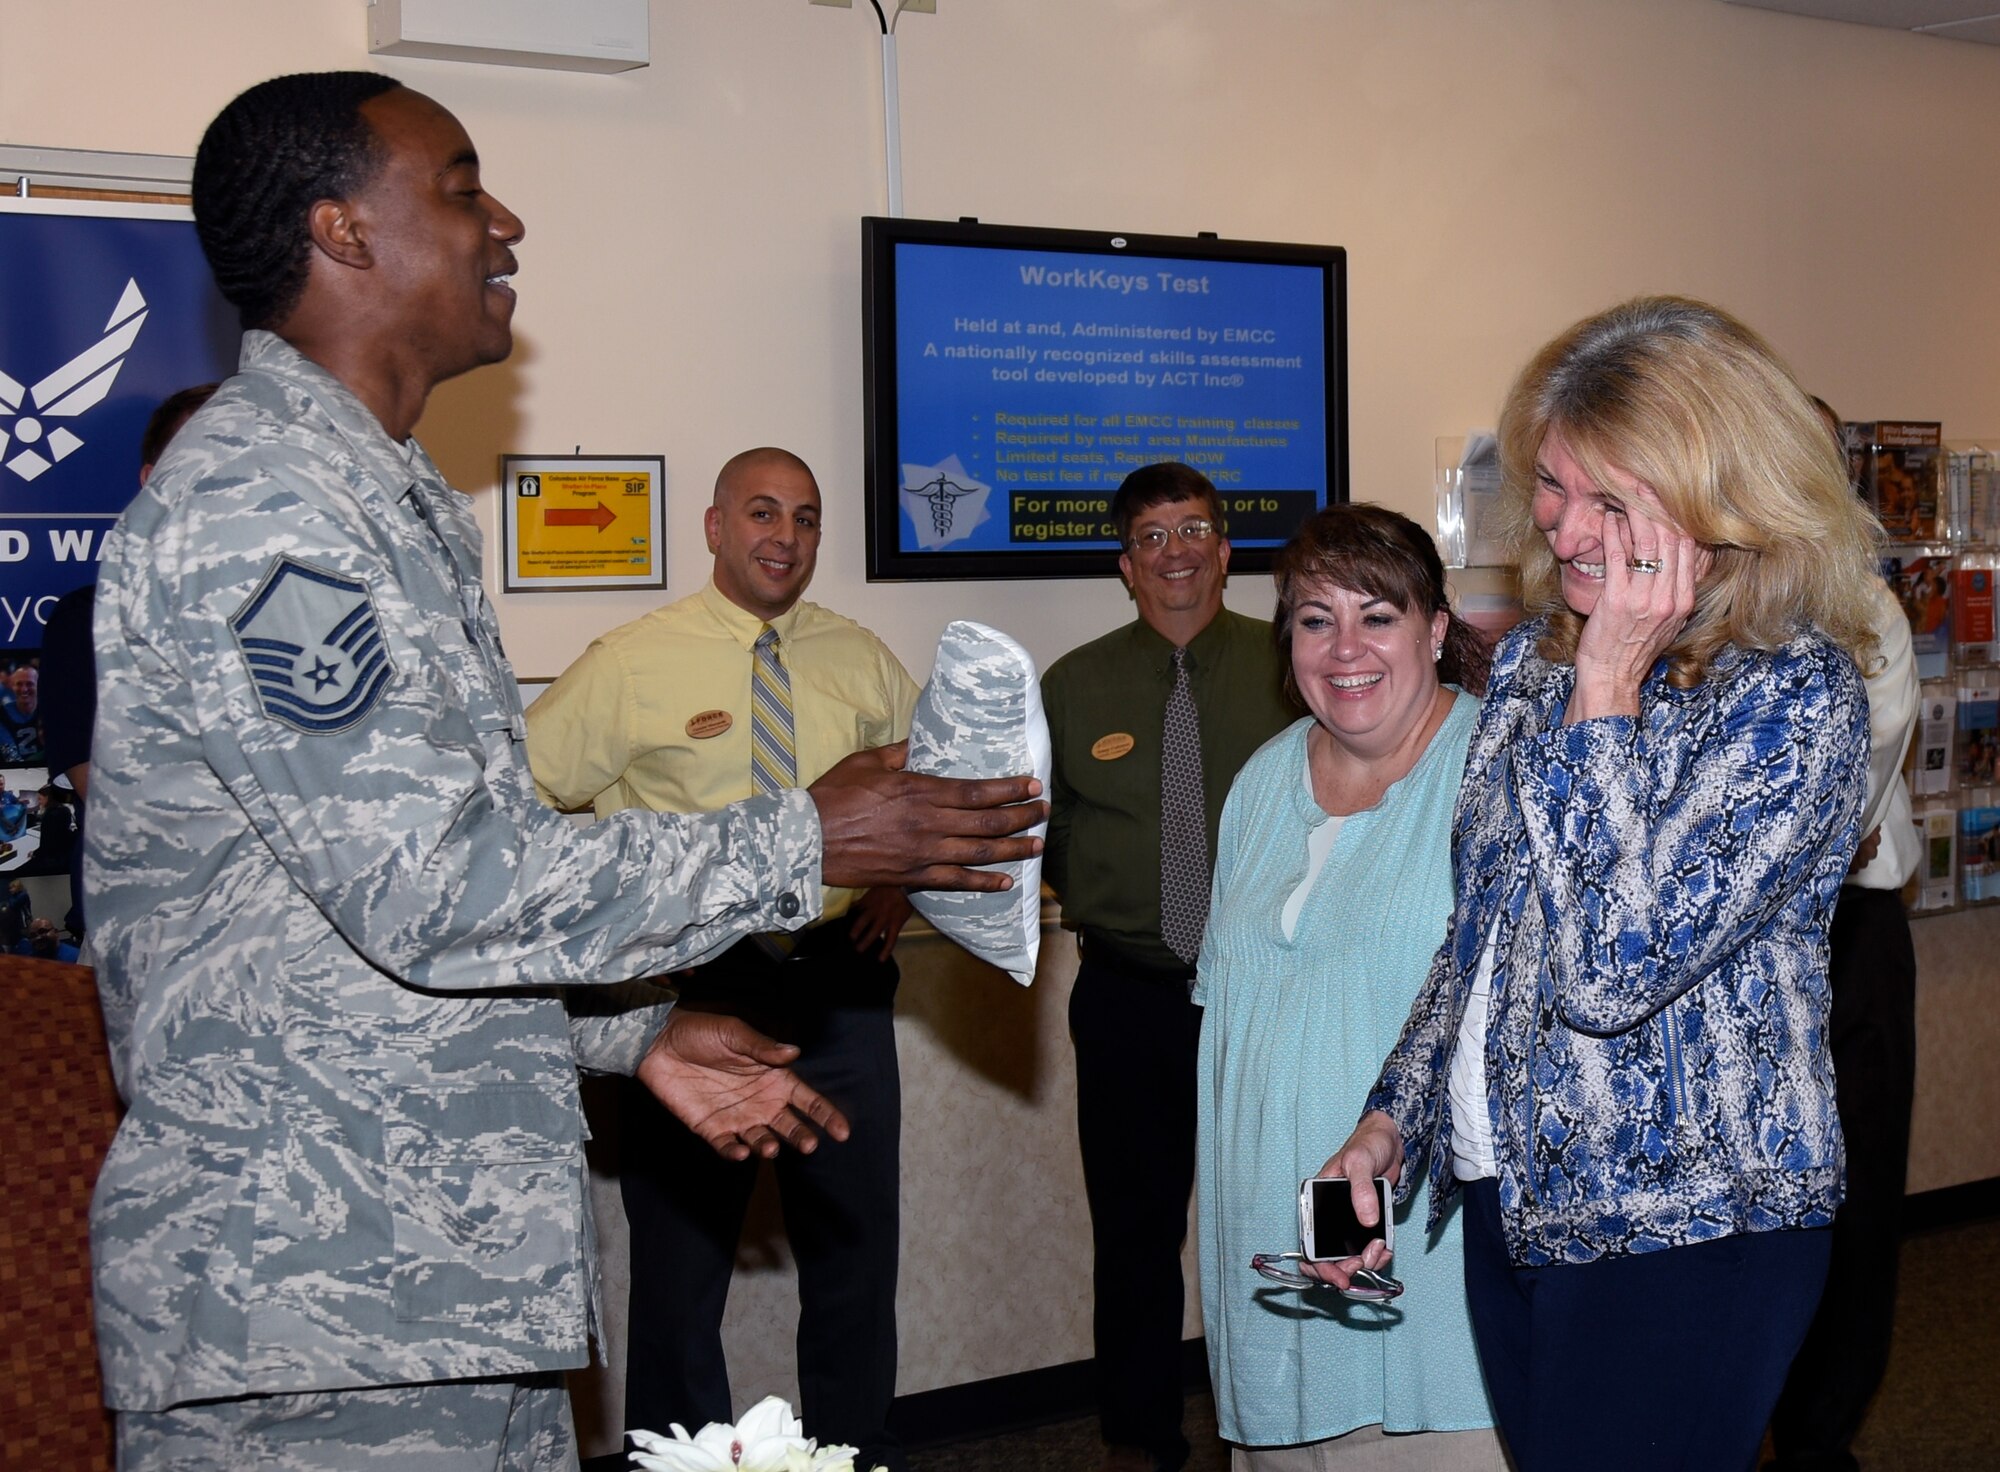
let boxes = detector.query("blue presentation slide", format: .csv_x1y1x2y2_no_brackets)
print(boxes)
893,242,1330,555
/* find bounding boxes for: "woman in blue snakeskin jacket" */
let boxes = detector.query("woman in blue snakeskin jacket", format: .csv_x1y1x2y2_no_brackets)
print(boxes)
1311,298,1885,1472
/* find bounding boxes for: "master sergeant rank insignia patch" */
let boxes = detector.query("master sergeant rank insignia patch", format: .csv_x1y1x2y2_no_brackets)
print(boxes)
230,556,394,734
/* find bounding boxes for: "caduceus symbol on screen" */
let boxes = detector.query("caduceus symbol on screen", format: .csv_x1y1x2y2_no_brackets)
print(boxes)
909,470,981,538
898,454,989,549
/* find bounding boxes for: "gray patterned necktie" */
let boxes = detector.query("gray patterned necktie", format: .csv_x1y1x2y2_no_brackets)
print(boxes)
1160,645,1209,965
750,625,797,793
749,626,799,959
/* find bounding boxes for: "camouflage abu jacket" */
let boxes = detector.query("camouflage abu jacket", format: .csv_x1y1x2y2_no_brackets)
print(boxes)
1365,617,1865,1267
87,331,823,1411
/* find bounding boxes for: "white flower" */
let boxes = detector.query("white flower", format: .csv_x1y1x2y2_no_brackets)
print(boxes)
628,1396,883,1472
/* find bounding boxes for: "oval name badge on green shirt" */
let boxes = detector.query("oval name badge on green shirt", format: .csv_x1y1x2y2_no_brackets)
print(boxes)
1092,732,1135,761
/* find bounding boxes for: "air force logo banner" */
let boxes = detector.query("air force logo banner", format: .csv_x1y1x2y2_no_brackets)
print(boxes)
0,199,239,632
231,557,395,735
0,276,148,481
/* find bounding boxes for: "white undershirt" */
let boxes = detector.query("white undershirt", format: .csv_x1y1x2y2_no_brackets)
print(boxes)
1281,749,1345,942
1449,917,1502,1181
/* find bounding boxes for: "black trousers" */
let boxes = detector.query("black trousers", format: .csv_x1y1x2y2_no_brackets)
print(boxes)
1463,1178,1831,1472
1068,937,1201,1472
620,928,903,1470
1769,884,1918,1472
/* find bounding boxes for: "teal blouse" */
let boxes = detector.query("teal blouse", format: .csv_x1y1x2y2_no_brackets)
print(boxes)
1194,696,1494,1446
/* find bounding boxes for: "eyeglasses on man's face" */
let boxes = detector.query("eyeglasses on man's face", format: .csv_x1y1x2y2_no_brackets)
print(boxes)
1128,518,1216,554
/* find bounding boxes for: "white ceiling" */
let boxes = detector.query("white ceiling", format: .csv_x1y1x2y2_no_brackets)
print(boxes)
1720,1,2000,44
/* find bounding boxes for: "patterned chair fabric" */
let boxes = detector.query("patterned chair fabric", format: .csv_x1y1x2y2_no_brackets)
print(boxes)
0,955,121,1469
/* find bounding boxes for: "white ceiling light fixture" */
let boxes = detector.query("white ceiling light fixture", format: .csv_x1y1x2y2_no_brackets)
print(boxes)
367,0,650,74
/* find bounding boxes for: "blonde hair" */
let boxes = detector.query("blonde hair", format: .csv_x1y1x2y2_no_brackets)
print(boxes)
1496,296,1881,687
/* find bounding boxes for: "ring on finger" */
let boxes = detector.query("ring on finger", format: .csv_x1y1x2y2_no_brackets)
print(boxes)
1628,557,1664,574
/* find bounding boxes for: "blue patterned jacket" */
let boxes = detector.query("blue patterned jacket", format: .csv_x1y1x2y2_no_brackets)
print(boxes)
1365,617,1867,1266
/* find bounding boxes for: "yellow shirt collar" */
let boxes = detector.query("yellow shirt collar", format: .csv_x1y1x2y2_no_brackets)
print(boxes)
696,578,808,652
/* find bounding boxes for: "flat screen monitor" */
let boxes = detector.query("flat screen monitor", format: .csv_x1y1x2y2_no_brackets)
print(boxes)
862,216,1348,581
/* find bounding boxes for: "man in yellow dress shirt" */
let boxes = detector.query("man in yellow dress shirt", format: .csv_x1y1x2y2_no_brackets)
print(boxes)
527,447,918,1470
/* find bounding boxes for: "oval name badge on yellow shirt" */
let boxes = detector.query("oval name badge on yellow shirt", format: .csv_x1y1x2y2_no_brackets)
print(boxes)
1091,732,1135,761
686,709,733,740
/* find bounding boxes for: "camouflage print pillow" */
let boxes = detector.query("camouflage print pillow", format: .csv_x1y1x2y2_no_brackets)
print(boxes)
905,621,1051,986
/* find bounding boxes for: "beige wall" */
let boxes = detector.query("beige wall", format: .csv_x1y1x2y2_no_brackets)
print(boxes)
9,1,2000,682
11,0,2000,1451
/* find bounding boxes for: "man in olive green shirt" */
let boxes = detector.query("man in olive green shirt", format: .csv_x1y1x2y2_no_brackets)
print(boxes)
1041,463,1295,1472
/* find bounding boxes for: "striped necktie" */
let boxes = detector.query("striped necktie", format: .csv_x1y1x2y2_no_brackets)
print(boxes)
751,625,797,793
748,625,800,960
1160,645,1210,966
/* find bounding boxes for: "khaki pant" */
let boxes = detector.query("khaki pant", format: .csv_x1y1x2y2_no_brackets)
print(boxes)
1234,1423,1512,1472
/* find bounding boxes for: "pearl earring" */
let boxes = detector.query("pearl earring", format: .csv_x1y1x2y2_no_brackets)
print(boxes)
1432,643,1443,661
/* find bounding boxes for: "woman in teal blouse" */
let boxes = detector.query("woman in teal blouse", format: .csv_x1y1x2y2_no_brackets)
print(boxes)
1194,504,1500,1468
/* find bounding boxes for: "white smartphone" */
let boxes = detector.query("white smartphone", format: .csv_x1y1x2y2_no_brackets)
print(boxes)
1298,1175,1393,1262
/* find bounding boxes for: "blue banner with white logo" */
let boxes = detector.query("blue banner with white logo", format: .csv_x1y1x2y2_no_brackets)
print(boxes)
0,199,239,648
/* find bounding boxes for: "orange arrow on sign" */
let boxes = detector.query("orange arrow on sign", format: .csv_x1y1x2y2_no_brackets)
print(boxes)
545,501,617,532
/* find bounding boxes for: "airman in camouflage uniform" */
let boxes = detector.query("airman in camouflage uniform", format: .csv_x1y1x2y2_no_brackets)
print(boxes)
88,72,1042,1472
